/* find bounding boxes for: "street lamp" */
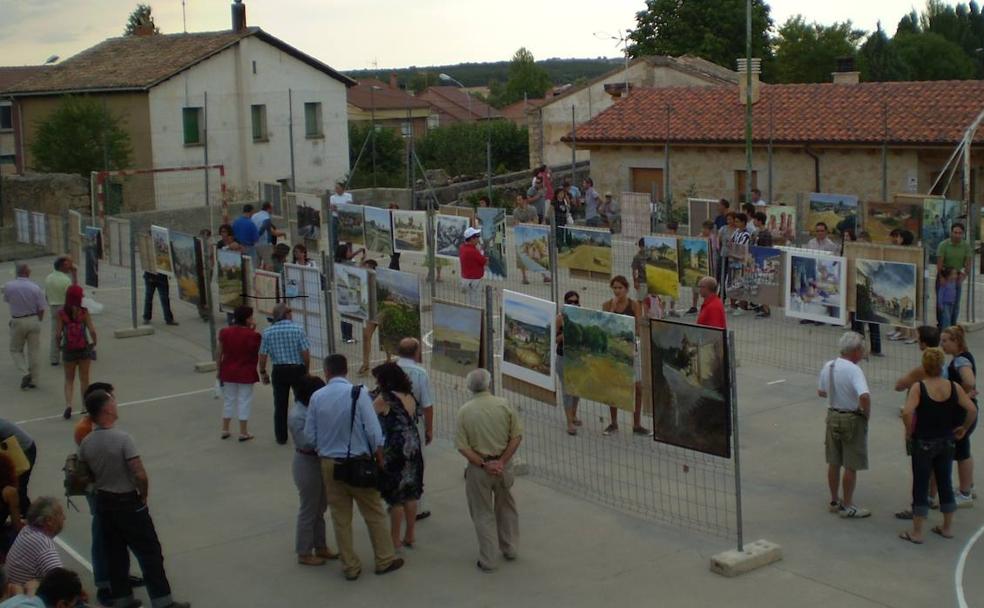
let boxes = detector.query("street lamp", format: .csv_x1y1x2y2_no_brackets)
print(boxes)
369,85,382,187
439,72,472,119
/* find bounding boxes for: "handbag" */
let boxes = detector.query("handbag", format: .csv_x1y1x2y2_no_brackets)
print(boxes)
0,436,30,475
332,385,379,489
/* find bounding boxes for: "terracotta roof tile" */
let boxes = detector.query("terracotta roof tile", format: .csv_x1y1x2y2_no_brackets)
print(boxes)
418,86,502,121
348,79,430,110
0,66,48,94
570,80,984,146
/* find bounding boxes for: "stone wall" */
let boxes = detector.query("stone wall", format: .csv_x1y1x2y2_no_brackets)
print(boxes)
414,161,590,209
349,187,413,209
117,202,252,237
1,173,90,223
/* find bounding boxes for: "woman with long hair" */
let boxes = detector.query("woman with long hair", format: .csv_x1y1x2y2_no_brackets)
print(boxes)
55,284,96,420
371,362,424,550
601,276,649,437
292,243,317,268
216,305,262,441
942,325,978,505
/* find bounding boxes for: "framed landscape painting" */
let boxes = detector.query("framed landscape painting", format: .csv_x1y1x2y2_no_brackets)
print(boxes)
923,198,961,264
216,248,245,311
253,269,280,316
763,205,796,244
786,251,847,325
561,305,636,411
150,225,174,276
650,319,731,458
435,214,469,259
364,206,393,256
295,193,322,241
677,237,709,289
558,227,612,276
432,300,484,377
806,193,859,238
392,210,428,255
642,235,679,298
865,202,921,244
336,203,366,246
169,231,205,307
855,259,918,328
375,268,421,354
501,290,555,391
514,224,551,276
477,208,507,280
334,263,373,322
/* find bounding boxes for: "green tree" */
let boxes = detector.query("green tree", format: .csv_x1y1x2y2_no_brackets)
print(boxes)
773,16,864,83
498,48,552,107
627,0,773,75
30,96,133,176
406,71,441,94
858,23,910,81
416,121,528,177
347,122,406,188
124,4,160,35
894,31,976,80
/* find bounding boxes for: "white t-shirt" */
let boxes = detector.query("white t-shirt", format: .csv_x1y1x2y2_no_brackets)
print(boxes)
329,192,353,208
818,358,869,411
752,199,768,207
806,237,840,255
251,209,270,230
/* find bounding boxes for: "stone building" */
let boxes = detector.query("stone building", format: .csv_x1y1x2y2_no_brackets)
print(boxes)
568,77,984,207
347,76,431,139
0,66,46,175
529,55,738,168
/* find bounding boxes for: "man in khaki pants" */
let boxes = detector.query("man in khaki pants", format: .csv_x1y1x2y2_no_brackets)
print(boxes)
456,368,523,572
306,354,403,580
44,255,74,366
3,263,47,389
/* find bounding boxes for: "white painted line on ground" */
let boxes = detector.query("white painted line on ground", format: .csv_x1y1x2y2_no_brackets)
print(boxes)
16,388,213,425
55,537,93,573
766,379,787,385
956,521,984,608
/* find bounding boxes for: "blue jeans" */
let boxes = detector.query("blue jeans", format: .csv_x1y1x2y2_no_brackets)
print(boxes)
954,281,963,324
938,304,954,329
911,437,956,517
86,494,109,589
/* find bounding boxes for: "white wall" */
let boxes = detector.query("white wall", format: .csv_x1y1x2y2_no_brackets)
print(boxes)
148,35,349,201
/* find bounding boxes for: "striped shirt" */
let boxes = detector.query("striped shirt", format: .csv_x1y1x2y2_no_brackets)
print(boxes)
259,320,310,365
4,525,62,585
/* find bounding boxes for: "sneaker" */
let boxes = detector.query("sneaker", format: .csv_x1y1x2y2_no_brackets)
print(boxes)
685,307,698,315
839,505,871,518
956,492,975,508
602,424,618,436
375,557,405,575
827,500,843,513
905,338,918,345
755,311,770,319
887,332,903,341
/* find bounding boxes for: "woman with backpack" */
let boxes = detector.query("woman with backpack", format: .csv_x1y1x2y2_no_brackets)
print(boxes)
55,284,96,420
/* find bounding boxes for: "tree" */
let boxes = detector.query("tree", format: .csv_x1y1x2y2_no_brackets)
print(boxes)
858,23,910,82
124,4,160,36
489,48,553,107
30,96,133,176
416,121,528,177
347,122,406,189
893,31,976,80
773,16,864,83
627,0,773,76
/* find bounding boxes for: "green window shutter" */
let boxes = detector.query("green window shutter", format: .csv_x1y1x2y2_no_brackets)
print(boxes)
183,107,200,144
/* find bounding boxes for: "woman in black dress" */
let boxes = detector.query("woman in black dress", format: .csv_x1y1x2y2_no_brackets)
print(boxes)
371,362,424,550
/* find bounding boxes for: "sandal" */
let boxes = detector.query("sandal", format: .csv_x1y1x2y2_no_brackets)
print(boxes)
221,432,231,440
573,419,583,427
931,526,953,539
894,509,913,520
567,428,577,436
238,434,255,442
898,531,923,544
603,424,618,436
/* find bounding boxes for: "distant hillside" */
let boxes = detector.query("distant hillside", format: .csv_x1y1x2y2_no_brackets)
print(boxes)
346,57,622,89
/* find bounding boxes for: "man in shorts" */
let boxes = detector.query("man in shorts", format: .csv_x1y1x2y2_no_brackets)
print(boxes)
818,331,872,519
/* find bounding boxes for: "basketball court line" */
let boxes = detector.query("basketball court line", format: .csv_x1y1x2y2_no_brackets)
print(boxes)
15,388,213,425
956,522,984,608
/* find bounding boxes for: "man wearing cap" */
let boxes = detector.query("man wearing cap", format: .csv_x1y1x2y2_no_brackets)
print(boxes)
459,227,487,308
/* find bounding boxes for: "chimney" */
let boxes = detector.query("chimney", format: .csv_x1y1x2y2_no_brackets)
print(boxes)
832,56,860,85
231,0,247,32
134,20,156,36
389,72,399,90
736,58,761,105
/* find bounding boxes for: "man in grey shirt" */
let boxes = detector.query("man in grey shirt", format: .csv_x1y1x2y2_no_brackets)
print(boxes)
526,176,547,223
80,390,189,608
582,178,602,227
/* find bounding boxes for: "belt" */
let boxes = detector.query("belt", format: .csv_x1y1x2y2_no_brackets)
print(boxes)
273,363,305,367
296,448,317,456
11,313,37,319
828,408,863,416
480,454,502,462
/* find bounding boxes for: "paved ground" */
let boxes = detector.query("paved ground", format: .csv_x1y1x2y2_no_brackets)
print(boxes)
3,255,984,608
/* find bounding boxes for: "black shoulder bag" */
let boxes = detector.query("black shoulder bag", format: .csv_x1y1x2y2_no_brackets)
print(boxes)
333,385,379,488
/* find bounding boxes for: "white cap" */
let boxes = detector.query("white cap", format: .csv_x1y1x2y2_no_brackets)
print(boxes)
463,227,482,240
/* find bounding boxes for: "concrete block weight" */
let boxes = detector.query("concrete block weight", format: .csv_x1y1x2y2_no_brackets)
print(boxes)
709,539,782,577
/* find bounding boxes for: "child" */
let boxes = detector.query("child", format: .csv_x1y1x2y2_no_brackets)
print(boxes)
937,267,957,329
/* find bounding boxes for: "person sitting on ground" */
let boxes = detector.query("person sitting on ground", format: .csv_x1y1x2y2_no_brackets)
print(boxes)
899,347,977,543
3,498,65,587
818,332,872,519
0,566,86,608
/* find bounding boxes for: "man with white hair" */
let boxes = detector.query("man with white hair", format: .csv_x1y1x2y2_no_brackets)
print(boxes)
3,497,65,586
817,332,872,519
2,262,46,389
455,369,523,572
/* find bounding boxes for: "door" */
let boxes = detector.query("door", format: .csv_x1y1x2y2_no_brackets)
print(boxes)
631,168,664,201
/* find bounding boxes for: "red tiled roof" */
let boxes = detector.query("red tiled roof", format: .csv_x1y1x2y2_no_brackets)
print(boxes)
418,86,502,121
0,66,48,94
569,80,984,146
5,28,353,96
500,98,547,121
348,79,430,110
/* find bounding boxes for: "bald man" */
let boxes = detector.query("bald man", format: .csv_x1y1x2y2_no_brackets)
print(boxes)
696,276,726,330
396,337,434,520
3,263,46,389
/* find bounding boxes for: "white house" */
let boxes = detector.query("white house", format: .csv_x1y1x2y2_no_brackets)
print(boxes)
5,7,354,210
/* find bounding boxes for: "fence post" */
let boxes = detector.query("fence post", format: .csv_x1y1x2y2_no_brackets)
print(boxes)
129,225,138,329
427,208,436,300
728,329,743,552
322,251,337,354
548,211,559,300
484,284,496,393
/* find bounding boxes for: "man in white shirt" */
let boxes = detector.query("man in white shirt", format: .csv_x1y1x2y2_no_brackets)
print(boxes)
750,188,768,206
328,182,354,251
329,181,353,208
817,331,872,519
806,222,841,255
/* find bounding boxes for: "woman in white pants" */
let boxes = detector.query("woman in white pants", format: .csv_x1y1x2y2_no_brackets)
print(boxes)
216,305,262,441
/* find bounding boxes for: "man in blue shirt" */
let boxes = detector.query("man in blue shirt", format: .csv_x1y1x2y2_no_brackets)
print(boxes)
232,205,259,264
306,354,404,580
259,303,310,444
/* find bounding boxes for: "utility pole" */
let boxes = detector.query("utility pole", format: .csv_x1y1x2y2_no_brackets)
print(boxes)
744,0,753,206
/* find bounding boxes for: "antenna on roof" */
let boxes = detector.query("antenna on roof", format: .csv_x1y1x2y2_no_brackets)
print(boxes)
182,0,187,33
44,55,59,65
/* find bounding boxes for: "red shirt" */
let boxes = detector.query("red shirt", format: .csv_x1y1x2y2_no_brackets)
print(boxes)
697,294,727,329
459,242,487,279
218,325,262,384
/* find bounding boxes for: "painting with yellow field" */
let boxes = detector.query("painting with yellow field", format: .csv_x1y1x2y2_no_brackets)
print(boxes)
562,305,636,411
864,202,921,244
806,193,858,239
501,290,555,391
557,227,612,276
432,300,483,377
168,231,205,306
642,236,680,298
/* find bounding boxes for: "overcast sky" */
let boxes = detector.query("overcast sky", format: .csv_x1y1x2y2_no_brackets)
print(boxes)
0,0,924,71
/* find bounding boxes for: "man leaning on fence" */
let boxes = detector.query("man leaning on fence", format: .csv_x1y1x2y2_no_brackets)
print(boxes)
259,303,310,445
456,368,522,572
306,354,403,580
818,332,872,519
396,338,434,521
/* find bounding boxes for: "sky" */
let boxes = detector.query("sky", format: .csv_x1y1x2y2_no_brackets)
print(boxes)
0,0,928,71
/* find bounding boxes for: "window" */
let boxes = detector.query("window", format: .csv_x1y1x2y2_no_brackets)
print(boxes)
427,114,440,129
400,121,412,138
304,102,322,138
0,154,15,166
735,170,758,204
182,107,203,145
251,104,267,142
630,167,664,201
0,103,12,131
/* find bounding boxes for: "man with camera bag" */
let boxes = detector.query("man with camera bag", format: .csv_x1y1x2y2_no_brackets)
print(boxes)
306,354,404,580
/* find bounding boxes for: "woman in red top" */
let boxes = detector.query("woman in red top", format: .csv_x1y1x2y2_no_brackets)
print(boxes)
217,305,262,441
56,284,97,420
